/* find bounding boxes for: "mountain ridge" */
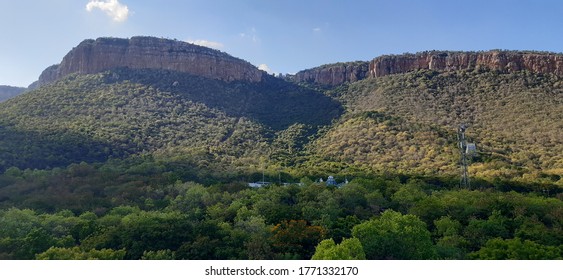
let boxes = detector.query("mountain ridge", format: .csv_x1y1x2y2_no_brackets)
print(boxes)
0,67,342,172
370,50,563,78
290,50,563,87
303,68,563,180
0,37,561,261
30,36,265,88
288,61,370,87
1,37,561,182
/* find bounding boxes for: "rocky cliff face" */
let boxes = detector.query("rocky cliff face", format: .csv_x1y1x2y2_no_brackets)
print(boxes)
290,51,563,87
28,64,59,89
35,36,263,87
369,51,563,77
290,62,369,86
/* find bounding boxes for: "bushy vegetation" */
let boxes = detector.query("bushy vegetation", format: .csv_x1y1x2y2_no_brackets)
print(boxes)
0,65,561,259
0,69,341,173
0,170,561,260
304,69,562,188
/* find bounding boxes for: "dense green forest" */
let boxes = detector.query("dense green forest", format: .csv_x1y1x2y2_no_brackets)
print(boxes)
0,164,561,259
0,66,561,259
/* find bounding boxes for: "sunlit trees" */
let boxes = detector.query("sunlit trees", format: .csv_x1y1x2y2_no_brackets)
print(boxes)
312,238,365,260
0,169,561,260
469,238,562,260
352,210,437,259
36,246,126,260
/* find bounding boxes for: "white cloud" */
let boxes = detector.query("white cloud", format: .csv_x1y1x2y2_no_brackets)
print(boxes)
187,40,224,50
86,0,129,22
258,64,272,73
313,27,321,32
239,27,260,43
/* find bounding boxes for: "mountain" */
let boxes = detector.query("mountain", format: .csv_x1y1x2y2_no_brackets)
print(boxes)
29,36,264,89
291,50,563,87
288,61,370,87
0,41,561,260
2,42,562,186
3,41,562,187
0,37,342,173
300,64,562,186
369,50,563,78
0,85,26,102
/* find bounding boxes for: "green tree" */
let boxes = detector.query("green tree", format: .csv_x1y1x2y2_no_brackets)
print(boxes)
311,238,366,260
463,210,510,251
141,249,175,260
271,220,325,259
469,238,562,260
335,183,370,219
433,216,468,259
434,216,462,237
235,214,273,260
328,215,361,243
36,246,126,260
514,216,562,246
352,210,437,259
392,184,427,213
118,210,193,259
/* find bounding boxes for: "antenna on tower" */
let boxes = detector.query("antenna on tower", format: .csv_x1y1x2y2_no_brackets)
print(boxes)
458,124,470,188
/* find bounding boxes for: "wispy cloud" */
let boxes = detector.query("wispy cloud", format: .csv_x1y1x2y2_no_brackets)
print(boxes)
187,40,224,50
258,64,273,73
239,27,260,43
86,0,130,22
313,27,322,32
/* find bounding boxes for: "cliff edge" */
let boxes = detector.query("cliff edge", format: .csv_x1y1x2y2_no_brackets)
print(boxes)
290,62,370,87
291,51,563,87
369,50,563,78
32,36,264,88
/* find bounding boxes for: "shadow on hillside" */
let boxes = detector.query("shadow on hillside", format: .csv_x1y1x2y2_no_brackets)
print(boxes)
105,68,344,131
0,125,126,172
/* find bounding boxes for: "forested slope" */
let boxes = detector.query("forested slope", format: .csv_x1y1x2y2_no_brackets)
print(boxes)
0,68,341,173
305,69,562,187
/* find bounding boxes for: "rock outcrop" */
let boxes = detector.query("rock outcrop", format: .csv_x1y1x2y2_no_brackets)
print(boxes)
290,51,563,87
369,51,563,78
34,36,263,87
290,62,369,86
28,64,59,89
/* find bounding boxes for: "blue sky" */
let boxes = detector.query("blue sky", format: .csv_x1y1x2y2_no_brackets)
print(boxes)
1,0,563,87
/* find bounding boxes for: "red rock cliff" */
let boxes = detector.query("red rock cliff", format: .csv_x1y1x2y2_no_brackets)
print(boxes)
290,62,369,86
36,36,263,86
369,51,563,77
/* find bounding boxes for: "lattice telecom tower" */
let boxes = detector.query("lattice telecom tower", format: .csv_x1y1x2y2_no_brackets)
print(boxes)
458,124,475,188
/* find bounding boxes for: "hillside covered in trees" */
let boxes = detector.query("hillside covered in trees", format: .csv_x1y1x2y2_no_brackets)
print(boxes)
0,42,561,259
306,69,562,183
0,68,341,175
